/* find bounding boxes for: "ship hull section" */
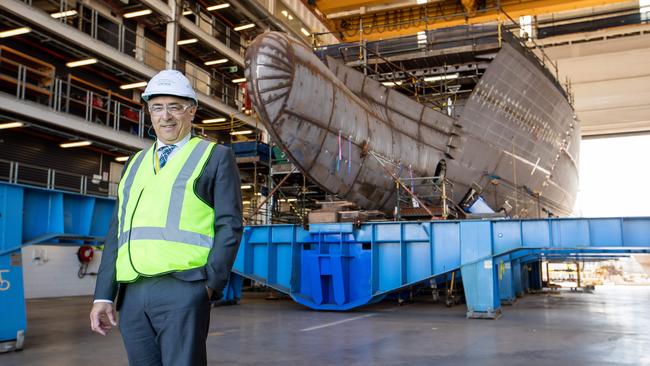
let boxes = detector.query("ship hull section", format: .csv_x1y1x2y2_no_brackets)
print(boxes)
245,32,579,217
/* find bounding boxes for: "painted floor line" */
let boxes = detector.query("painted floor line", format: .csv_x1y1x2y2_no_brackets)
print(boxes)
299,314,376,332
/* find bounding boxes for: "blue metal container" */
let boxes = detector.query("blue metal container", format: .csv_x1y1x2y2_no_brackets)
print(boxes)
0,185,26,351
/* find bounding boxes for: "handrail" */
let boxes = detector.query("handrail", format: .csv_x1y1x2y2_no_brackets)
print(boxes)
0,158,118,197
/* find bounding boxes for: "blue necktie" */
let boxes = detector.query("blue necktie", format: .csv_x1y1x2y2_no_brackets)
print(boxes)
158,145,176,169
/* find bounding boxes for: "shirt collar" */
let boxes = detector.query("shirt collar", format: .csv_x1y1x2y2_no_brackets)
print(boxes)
156,133,191,150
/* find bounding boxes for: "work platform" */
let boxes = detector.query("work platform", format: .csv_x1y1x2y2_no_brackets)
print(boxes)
2,180,650,352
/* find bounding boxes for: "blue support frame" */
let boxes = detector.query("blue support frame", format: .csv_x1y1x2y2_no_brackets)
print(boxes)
0,183,116,351
234,217,650,316
5,177,650,341
496,255,516,305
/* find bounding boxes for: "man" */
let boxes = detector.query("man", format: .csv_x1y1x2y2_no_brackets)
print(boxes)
90,69,243,366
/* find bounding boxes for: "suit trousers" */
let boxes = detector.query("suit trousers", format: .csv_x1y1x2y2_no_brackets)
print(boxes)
118,275,211,366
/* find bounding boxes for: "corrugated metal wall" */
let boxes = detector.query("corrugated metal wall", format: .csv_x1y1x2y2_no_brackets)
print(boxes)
0,129,118,196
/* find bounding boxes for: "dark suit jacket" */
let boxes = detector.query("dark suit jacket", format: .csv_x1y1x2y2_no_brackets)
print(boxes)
93,139,243,309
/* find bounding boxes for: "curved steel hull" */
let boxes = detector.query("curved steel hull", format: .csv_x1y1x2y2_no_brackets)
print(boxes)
245,32,579,217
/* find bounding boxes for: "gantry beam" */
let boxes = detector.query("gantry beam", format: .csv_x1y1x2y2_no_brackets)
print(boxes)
330,0,631,42
318,0,417,13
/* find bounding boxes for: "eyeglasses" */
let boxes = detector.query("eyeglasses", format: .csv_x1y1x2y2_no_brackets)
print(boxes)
148,103,193,116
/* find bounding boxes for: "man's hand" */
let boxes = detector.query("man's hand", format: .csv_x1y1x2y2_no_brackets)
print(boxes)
206,286,214,300
90,302,117,336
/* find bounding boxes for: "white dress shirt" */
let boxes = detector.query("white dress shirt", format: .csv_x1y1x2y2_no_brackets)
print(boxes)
155,133,191,163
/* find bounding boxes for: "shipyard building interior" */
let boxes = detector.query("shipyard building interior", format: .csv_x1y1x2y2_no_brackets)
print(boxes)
1,0,650,364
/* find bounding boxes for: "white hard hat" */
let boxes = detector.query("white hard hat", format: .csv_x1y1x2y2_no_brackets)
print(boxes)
142,69,198,104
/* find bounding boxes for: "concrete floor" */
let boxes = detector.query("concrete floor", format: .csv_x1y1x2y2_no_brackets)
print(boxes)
2,285,650,366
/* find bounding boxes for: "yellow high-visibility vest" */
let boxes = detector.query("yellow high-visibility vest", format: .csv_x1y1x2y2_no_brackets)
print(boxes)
115,137,216,282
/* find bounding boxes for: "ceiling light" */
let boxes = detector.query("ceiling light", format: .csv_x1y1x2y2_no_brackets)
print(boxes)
51,10,77,18
230,130,253,135
177,38,198,45
234,23,255,31
423,73,459,82
115,156,130,162
231,78,246,83
60,140,92,148
300,28,310,36
280,198,298,202
182,10,193,15
204,58,228,65
207,4,230,11
241,184,252,189
382,81,403,87
416,0,428,4
242,200,251,204
0,27,31,38
203,117,227,123
66,58,98,68
281,10,289,17
0,122,24,129
120,81,148,89
288,14,293,20
124,9,152,18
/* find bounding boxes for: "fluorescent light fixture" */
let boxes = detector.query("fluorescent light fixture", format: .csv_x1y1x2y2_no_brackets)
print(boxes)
382,81,402,87
177,38,198,45
242,200,251,204
115,156,130,162
423,73,459,82
60,140,92,148
230,130,253,135
207,4,230,11
203,117,227,123
300,28,310,36
120,81,148,90
241,185,252,189
182,10,193,15
417,31,427,44
0,27,31,38
51,10,77,18
279,198,297,202
234,23,255,31
204,58,228,65
66,58,97,68
0,122,24,129
124,9,152,18
231,78,246,83
281,10,295,20
416,0,428,4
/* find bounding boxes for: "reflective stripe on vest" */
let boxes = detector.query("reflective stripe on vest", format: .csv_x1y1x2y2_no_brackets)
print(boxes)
116,138,215,281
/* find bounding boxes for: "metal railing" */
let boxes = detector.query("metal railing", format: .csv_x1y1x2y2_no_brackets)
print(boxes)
40,0,169,70
51,76,147,138
0,56,149,138
0,46,55,106
0,158,118,197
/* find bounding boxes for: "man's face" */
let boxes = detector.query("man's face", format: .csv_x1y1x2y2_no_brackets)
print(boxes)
148,96,196,144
